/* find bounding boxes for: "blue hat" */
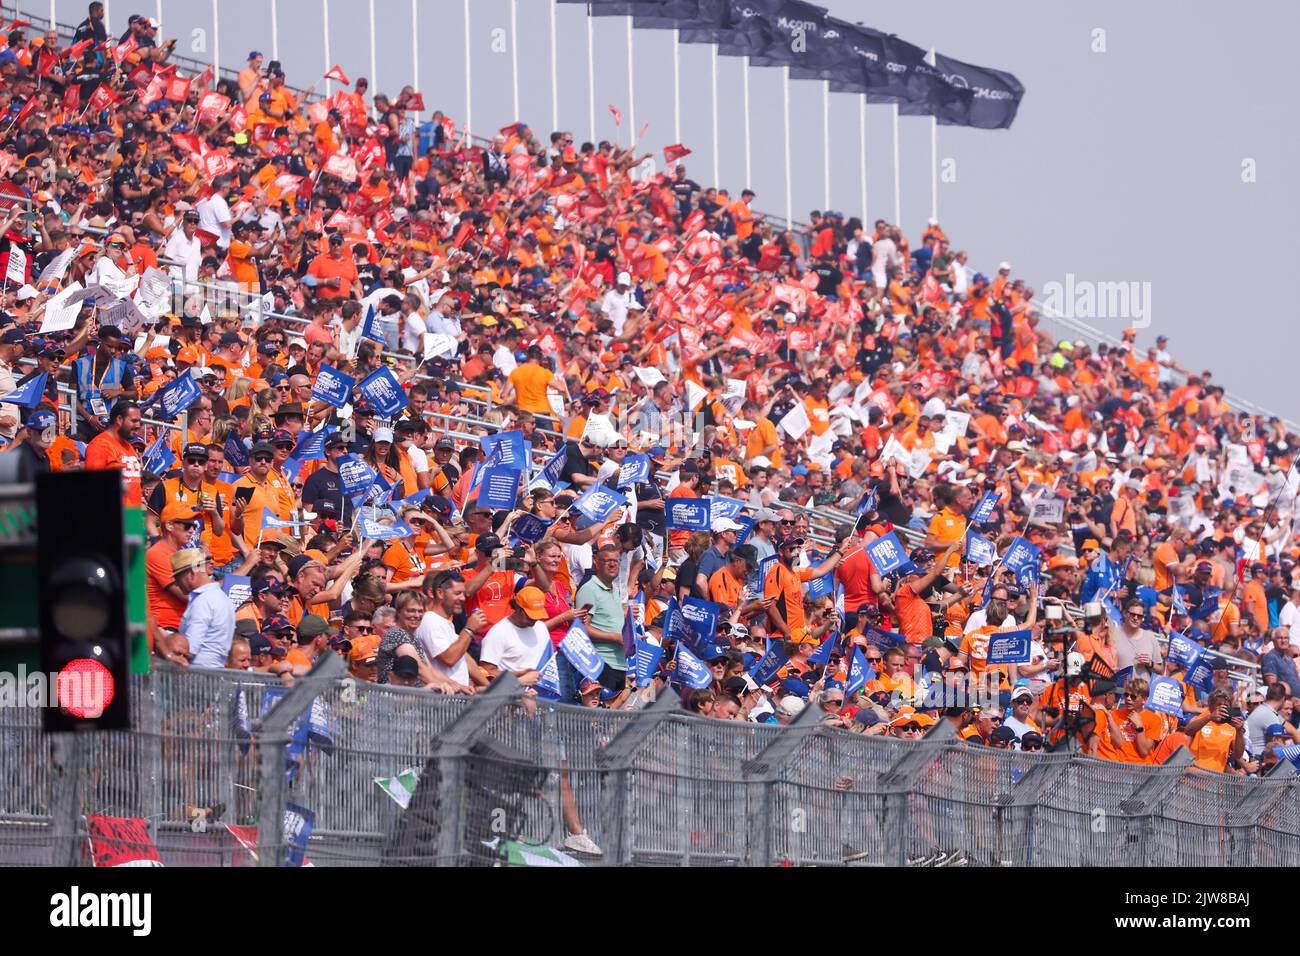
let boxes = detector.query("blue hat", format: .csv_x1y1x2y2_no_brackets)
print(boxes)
824,680,845,695
26,409,55,431
1265,723,1287,738
780,678,810,699
248,50,263,60
973,273,988,284
791,465,808,477
269,374,288,387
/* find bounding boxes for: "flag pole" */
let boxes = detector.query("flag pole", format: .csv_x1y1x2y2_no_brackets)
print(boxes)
586,6,595,142
626,15,635,151
822,80,831,211
859,95,868,220
411,0,419,112
710,43,719,187
929,49,938,222
511,0,521,123
211,0,219,76
742,57,751,188
368,0,377,94
673,29,681,145
891,102,901,226
464,0,473,137
550,0,559,133
322,0,330,96
154,0,161,35
783,66,792,227
271,0,279,62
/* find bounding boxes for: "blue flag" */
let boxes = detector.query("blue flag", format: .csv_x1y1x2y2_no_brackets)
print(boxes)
336,455,377,497
986,629,1033,665
262,511,311,530
969,491,999,523
964,532,997,567
855,486,879,517
534,642,561,699
1145,676,1185,716
142,433,175,477
360,302,386,345
808,631,837,667
570,484,627,529
846,647,871,697
709,495,746,523
634,638,664,688
622,596,644,659
510,512,552,544
806,567,835,601
282,802,315,868
865,531,908,574
0,371,47,407
310,364,356,408
1274,743,1300,772
617,453,651,488
481,429,528,470
1180,650,1214,693
559,620,606,681
1190,589,1222,622
476,465,523,511
1167,632,1200,669
681,597,723,646
1099,593,1123,625
534,445,568,489
1002,537,1040,577
662,597,698,647
674,643,713,689
356,366,408,418
358,517,415,540
666,497,711,531
1171,584,1189,616
222,574,251,609
293,426,336,462
749,639,789,687
150,373,202,420
733,516,755,547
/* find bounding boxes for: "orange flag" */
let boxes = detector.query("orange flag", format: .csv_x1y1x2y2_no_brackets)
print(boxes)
323,64,350,85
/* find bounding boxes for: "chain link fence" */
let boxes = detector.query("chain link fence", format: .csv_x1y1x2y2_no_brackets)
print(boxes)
1,665,1296,867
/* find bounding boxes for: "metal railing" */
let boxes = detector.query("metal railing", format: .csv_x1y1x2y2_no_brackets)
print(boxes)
2,666,1293,867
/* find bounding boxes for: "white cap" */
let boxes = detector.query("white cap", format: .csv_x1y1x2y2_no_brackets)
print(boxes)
750,455,772,468
778,696,806,717
927,217,938,226
372,427,395,444
16,284,38,301
712,517,744,534
145,15,160,28
998,261,1012,272
921,398,947,419
287,337,307,351
1066,651,1086,677
617,271,632,286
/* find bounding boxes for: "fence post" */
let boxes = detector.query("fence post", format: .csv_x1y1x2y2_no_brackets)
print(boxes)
595,687,681,866
253,654,345,866
741,703,822,866
878,720,957,866
1115,745,1193,867
49,734,86,867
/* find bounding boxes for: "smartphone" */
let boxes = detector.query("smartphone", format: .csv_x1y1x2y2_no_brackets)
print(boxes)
1226,707,1242,721
234,486,255,506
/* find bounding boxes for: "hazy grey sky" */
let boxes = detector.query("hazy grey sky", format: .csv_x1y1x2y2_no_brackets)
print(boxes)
60,0,1300,422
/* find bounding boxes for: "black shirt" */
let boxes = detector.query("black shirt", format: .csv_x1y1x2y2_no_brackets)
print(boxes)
633,479,665,538
559,440,594,486
302,465,354,523
811,263,841,297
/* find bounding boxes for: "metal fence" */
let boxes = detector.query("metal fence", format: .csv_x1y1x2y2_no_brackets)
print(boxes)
1,664,1296,867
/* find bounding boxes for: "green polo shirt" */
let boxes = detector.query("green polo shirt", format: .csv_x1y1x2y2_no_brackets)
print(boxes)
575,574,626,670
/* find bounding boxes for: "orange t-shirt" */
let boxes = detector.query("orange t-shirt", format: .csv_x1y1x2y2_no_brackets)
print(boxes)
465,569,519,628
145,539,187,630
84,429,143,507
507,363,556,416
1188,718,1237,772
306,253,358,299
765,562,814,642
1152,541,1179,592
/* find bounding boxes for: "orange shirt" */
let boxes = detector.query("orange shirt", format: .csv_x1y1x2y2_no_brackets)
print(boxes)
1152,541,1179,592
84,429,143,507
145,538,186,630
306,252,358,299
1094,706,1166,764
708,565,745,608
465,568,519,628
1188,717,1237,773
927,507,967,568
745,416,782,467
507,363,556,416
765,562,814,642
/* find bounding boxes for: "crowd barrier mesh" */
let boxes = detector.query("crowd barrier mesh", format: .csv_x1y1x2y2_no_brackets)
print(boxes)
0,666,1297,867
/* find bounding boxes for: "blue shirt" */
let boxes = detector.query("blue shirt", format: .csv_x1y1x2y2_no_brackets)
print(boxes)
181,581,236,668
1261,650,1300,696
1080,554,1119,604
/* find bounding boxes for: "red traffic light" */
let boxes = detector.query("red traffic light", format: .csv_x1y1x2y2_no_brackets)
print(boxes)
56,658,116,719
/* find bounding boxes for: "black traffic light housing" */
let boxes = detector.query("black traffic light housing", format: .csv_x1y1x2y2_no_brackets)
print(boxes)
37,470,132,731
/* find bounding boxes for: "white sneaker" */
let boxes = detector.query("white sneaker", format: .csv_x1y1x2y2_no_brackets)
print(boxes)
563,831,603,856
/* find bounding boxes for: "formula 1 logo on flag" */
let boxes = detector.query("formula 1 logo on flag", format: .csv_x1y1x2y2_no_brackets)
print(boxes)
965,532,997,567
310,364,356,408
969,491,999,523
666,497,711,531
559,621,605,681
356,367,408,418
986,630,1033,665
865,531,908,575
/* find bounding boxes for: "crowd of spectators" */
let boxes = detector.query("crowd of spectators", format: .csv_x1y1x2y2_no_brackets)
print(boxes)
2,4,1298,792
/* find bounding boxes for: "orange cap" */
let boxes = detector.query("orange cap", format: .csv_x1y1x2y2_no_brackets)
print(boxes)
176,346,200,365
513,586,548,621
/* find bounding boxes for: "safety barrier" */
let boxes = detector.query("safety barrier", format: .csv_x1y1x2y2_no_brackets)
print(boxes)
1,666,1293,867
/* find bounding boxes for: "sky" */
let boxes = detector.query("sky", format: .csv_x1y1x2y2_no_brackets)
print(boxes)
44,0,1300,423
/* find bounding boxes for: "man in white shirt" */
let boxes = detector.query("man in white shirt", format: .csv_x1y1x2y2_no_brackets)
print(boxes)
964,584,1020,634
424,294,462,338
601,272,643,336
950,250,970,296
493,328,521,377
163,209,204,282
477,587,550,683
1280,584,1300,633
196,175,235,250
415,571,488,688
398,294,428,354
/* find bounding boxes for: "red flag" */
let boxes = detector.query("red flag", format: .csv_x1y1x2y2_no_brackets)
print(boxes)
196,91,229,126
7,19,30,31
321,152,358,183
36,50,58,78
638,121,649,141
323,64,350,85
113,34,138,66
498,121,522,138
127,63,152,87
165,75,191,103
307,100,328,125
61,84,81,113
451,221,474,249
663,144,691,164
196,65,214,89
10,97,37,129
87,84,118,114
401,92,425,112
139,74,168,107
172,132,203,157
608,104,622,126
787,327,816,352
64,38,93,62
86,816,162,868
229,106,248,134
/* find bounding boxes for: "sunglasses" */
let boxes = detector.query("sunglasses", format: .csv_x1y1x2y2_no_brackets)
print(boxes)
988,716,1003,724
350,625,374,634
184,457,206,466
865,656,883,664
1021,743,1044,751
252,455,273,463
1123,692,1142,700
